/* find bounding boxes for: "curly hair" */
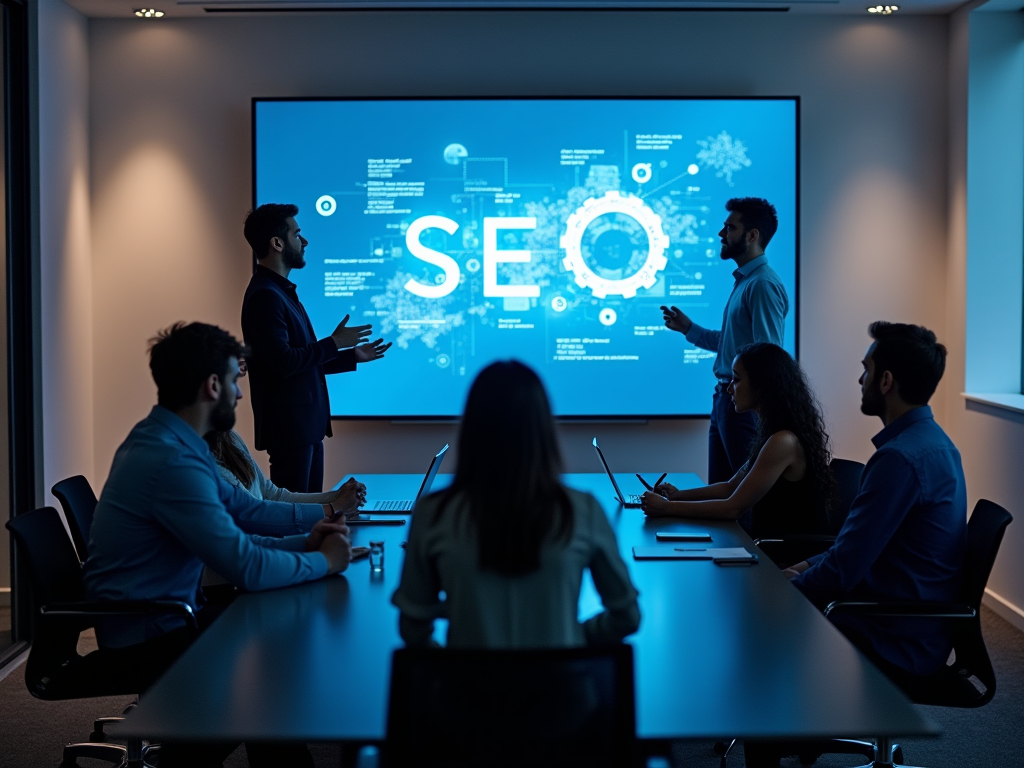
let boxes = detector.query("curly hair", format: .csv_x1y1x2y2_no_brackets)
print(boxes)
736,343,836,514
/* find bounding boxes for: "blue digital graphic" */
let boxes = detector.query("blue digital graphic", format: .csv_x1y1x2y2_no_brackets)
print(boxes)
254,99,798,417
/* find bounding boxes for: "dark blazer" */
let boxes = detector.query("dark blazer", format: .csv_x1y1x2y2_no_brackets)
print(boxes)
241,266,356,450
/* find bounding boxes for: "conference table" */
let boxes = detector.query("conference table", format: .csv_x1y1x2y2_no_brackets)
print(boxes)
115,472,938,747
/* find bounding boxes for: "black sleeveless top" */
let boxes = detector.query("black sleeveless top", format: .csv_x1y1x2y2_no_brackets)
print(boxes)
750,470,829,539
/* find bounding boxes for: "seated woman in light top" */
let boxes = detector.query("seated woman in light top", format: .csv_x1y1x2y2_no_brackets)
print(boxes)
392,360,640,649
642,343,834,539
204,358,358,509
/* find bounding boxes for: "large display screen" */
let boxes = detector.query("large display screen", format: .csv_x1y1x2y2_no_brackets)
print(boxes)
253,98,798,418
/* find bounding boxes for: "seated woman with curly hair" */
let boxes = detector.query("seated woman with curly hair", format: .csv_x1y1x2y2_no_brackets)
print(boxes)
642,342,834,539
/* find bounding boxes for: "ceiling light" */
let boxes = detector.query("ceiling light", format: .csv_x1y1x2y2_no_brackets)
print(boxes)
134,8,165,17
867,4,898,12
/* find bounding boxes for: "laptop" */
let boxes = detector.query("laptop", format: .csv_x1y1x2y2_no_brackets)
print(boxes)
592,437,644,508
359,444,449,513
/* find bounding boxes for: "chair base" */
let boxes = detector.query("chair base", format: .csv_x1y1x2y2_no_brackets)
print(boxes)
61,738,158,768
737,737,911,768
807,738,917,768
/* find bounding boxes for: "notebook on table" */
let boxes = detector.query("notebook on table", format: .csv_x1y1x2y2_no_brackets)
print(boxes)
632,547,758,564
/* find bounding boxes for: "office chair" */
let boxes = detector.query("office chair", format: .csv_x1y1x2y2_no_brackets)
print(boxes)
753,458,865,568
7,506,197,768
52,475,99,563
750,498,1012,768
383,644,637,768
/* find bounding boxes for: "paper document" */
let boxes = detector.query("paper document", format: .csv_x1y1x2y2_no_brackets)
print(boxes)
632,546,758,563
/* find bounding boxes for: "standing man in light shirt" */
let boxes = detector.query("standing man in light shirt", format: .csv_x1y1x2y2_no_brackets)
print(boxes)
661,197,789,508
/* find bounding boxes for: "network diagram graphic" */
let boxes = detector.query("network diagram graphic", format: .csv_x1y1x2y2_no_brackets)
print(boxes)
311,129,754,368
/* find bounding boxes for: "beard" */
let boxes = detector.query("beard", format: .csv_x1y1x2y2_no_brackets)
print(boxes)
720,237,748,261
860,378,885,417
210,387,237,433
283,239,306,270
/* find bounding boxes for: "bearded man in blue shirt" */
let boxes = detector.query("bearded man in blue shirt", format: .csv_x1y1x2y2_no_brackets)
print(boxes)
661,198,789,520
85,322,362,767
786,322,967,677
744,323,967,768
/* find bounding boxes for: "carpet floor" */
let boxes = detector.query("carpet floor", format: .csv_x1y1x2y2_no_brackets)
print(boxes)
0,606,1020,767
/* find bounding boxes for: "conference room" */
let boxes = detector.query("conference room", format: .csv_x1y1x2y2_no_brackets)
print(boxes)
1,0,1024,766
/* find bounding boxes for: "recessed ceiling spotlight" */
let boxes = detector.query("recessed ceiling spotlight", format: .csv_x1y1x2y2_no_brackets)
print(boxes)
134,8,165,17
867,4,898,12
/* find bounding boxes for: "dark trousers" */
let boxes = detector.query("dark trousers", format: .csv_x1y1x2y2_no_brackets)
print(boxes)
267,440,325,493
708,386,758,532
708,387,758,484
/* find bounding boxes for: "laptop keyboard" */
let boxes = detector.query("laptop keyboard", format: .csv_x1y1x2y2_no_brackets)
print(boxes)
372,499,414,512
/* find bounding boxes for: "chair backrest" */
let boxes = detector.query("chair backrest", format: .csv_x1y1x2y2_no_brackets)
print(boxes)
6,506,89,697
827,458,865,533
6,506,86,606
385,645,636,768
51,475,98,562
960,499,1012,609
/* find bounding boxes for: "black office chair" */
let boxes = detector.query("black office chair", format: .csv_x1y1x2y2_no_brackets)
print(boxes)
384,644,637,768
52,474,99,563
755,498,1012,768
754,458,865,567
7,506,197,768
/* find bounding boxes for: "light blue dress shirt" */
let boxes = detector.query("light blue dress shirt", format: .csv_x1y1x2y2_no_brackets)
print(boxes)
84,406,330,648
793,406,968,675
684,255,789,380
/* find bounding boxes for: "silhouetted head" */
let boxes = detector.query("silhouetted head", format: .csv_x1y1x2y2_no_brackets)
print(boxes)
861,321,947,416
443,360,572,576
734,342,835,512
148,322,246,435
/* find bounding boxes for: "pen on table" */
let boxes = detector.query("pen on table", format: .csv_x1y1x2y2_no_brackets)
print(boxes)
674,548,707,552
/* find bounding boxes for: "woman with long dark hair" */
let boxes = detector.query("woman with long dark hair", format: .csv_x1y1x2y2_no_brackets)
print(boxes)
642,343,834,538
392,360,640,648
204,359,359,509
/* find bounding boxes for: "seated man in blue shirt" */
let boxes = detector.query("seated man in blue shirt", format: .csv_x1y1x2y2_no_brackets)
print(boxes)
85,322,359,767
745,323,966,768
785,321,967,678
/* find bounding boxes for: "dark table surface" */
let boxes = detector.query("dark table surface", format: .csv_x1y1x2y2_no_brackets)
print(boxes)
116,472,938,743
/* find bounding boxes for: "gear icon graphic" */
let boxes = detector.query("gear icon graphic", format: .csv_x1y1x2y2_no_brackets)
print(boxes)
559,191,669,299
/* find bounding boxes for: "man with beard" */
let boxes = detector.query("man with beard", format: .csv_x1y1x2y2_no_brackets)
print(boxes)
741,323,967,768
782,322,967,673
242,203,391,493
85,323,361,668
661,198,788,511
84,322,362,766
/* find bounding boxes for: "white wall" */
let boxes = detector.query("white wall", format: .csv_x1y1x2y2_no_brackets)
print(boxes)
85,12,951,488
945,7,1024,630
34,0,93,544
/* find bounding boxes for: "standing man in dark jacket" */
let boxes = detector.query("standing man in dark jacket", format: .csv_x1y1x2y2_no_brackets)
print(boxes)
242,203,391,492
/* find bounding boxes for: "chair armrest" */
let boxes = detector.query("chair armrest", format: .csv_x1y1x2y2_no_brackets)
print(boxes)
754,536,836,565
824,601,977,619
41,600,198,631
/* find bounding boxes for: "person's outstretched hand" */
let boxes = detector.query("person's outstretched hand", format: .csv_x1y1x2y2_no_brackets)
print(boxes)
354,338,392,363
331,315,373,350
660,305,693,335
